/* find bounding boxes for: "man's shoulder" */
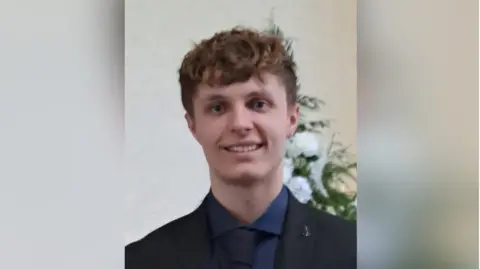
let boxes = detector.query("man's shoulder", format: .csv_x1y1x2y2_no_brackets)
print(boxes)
125,210,200,268
309,207,356,232
126,211,195,251
305,206,356,244
300,206,356,267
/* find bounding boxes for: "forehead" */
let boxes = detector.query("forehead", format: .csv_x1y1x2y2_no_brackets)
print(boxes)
194,73,286,101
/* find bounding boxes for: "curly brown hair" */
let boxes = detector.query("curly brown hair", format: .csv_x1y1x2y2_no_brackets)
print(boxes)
178,26,298,116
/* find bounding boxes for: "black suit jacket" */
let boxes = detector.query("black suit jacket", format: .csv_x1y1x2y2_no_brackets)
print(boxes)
125,191,356,269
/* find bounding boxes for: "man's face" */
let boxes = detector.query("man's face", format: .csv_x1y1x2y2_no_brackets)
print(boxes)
186,73,299,185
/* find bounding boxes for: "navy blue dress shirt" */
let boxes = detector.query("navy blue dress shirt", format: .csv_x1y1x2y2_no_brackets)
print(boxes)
206,186,289,269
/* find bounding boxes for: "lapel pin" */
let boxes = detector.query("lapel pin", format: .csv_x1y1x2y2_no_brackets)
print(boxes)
302,225,311,237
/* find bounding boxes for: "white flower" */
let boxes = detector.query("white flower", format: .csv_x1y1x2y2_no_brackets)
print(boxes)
285,176,312,204
329,180,347,193
308,157,328,197
326,206,337,215
283,158,294,183
286,132,319,158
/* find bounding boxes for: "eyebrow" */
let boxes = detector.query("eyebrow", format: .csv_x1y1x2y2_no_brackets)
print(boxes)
202,93,226,103
201,88,274,102
245,89,274,100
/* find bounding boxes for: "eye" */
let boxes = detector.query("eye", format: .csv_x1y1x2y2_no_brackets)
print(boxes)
209,103,224,114
249,99,269,111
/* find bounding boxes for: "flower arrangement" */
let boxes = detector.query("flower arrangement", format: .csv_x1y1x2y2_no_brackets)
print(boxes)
264,19,357,221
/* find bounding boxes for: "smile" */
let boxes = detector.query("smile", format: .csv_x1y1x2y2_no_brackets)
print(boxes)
223,143,264,153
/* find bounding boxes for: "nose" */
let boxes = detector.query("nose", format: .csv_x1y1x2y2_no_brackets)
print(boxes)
228,105,253,135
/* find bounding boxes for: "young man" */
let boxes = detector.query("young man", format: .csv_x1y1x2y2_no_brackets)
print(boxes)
126,27,356,269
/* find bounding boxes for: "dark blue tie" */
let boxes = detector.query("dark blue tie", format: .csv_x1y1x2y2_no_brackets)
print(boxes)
221,228,259,269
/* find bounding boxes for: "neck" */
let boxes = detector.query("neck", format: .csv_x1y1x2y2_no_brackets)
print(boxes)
210,169,284,224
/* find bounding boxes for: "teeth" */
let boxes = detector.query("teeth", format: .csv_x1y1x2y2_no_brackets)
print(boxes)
225,144,261,153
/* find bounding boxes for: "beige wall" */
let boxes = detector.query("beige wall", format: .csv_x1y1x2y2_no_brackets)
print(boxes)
126,0,357,243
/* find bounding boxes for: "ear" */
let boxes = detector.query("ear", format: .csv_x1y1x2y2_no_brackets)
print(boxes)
185,112,197,139
286,104,300,138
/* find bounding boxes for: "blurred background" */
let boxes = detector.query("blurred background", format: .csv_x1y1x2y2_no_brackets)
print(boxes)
358,1,478,268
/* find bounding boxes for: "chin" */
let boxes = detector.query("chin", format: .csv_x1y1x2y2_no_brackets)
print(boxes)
220,169,266,186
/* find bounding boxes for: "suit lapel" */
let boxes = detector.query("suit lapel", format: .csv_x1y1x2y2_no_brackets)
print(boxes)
274,192,316,269
175,198,212,269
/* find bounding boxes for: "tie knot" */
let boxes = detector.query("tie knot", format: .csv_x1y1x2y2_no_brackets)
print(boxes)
221,228,259,267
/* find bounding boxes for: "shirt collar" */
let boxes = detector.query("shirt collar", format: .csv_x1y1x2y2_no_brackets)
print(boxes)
207,186,289,238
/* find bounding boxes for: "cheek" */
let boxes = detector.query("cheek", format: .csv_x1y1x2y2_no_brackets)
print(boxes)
260,121,288,146
194,118,225,146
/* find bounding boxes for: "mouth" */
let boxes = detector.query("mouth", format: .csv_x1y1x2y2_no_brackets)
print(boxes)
221,143,265,153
